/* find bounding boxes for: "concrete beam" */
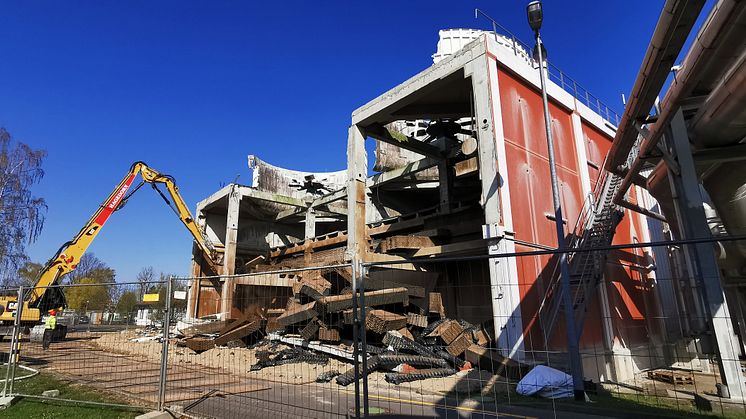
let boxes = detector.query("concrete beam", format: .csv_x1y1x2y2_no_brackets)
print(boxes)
275,204,347,221
196,184,232,211
365,123,443,160
312,187,347,207
235,186,306,208
352,37,486,126
368,157,438,188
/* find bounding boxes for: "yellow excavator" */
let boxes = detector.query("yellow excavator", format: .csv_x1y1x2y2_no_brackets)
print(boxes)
0,161,222,341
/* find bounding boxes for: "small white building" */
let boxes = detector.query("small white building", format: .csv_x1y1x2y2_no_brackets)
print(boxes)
134,304,158,327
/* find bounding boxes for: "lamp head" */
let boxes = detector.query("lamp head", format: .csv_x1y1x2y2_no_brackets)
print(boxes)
527,1,543,33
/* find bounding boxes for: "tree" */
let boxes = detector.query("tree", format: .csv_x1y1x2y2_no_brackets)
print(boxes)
136,266,155,300
0,128,46,286
11,260,43,287
115,290,139,315
64,255,115,312
66,253,115,284
64,276,112,311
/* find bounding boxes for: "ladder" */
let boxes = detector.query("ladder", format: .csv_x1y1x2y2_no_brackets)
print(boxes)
537,165,625,344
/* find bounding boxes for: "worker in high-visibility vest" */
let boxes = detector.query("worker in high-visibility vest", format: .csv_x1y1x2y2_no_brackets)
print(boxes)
43,309,57,350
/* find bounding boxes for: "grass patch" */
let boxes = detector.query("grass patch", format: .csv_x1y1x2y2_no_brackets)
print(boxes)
1,368,144,419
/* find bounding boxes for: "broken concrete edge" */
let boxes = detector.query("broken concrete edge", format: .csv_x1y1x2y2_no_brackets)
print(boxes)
135,411,174,419
41,389,60,398
0,396,16,409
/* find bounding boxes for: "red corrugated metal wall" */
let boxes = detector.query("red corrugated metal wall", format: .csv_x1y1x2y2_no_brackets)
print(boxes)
496,66,655,352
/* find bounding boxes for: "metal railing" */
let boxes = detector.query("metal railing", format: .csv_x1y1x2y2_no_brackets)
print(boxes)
475,8,621,127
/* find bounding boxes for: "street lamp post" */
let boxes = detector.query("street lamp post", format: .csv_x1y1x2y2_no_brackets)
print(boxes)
527,1,585,401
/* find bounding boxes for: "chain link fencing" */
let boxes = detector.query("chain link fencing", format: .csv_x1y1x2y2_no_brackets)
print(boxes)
3,240,746,418
0,280,169,414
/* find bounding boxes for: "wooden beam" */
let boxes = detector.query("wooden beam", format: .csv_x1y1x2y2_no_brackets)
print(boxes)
455,157,478,177
365,123,443,160
321,287,409,313
366,309,407,334
233,274,296,287
270,232,348,258
277,301,318,326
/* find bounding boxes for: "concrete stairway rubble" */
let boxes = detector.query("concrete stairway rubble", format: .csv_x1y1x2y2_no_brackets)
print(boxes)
538,168,625,344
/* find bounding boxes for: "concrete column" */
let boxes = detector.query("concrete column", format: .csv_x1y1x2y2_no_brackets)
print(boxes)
186,207,207,320
466,56,524,360
305,207,316,239
668,108,745,400
186,254,201,319
728,289,746,357
221,184,241,319
346,125,367,262
438,160,453,213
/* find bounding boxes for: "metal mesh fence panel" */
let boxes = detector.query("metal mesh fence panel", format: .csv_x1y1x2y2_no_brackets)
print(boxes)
355,240,746,418
163,265,361,418
1,281,164,414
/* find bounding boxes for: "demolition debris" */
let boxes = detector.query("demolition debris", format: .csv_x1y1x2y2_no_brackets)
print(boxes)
166,267,527,387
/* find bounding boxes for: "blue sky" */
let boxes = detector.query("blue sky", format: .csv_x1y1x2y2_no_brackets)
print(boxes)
0,1,676,281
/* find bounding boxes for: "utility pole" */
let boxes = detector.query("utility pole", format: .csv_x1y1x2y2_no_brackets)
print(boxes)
527,0,585,401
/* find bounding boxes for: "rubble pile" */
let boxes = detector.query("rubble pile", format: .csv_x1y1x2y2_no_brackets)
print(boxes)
173,268,529,386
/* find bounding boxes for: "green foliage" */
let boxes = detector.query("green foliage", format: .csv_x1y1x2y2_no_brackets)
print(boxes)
0,128,47,286
64,277,112,311
115,290,138,315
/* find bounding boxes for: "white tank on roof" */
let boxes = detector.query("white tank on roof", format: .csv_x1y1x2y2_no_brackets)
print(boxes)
432,28,532,65
432,29,486,63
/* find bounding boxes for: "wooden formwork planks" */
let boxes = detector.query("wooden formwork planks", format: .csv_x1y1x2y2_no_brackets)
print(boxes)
365,309,408,334
277,301,318,326
321,287,409,313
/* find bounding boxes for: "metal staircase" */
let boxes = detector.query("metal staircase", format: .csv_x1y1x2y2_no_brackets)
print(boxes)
537,166,625,343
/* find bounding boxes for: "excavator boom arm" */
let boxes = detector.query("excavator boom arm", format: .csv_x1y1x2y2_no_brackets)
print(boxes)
26,162,221,307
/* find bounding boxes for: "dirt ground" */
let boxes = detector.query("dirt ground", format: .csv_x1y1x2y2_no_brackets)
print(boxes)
92,329,504,396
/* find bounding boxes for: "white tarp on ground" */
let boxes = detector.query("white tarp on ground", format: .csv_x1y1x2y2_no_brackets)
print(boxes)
516,365,574,399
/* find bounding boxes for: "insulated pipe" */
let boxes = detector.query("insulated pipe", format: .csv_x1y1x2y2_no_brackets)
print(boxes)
703,163,746,266
612,0,744,208
605,0,706,173
689,46,746,146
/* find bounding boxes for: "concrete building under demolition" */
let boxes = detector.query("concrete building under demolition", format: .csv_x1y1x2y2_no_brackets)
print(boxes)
183,22,746,393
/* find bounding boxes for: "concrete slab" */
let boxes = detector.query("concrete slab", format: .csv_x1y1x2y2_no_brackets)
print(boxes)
135,411,172,419
0,396,16,408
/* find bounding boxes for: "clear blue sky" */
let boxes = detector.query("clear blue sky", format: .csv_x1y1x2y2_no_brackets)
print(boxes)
0,1,681,281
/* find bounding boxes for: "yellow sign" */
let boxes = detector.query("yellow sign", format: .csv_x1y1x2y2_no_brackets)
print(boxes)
143,293,160,302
